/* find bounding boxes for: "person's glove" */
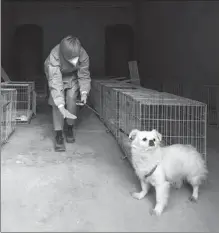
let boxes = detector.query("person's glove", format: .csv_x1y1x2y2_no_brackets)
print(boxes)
59,106,77,119
81,92,88,105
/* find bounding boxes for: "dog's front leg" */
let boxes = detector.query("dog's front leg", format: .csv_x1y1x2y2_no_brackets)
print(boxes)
131,180,150,200
151,181,170,216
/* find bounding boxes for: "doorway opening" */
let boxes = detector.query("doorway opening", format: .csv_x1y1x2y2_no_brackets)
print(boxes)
12,24,44,88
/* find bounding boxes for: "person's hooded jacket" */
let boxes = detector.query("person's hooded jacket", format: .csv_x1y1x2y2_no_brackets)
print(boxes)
44,42,91,107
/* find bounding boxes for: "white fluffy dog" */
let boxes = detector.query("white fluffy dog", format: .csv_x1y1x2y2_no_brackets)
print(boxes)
129,129,208,216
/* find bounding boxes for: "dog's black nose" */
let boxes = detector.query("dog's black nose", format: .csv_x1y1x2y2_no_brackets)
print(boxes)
149,140,155,146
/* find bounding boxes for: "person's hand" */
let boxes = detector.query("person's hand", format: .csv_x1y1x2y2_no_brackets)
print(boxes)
59,106,77,119
81,93,87,105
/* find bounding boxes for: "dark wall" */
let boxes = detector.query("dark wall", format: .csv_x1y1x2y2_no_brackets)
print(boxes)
1,2,16,76
136,2,219,99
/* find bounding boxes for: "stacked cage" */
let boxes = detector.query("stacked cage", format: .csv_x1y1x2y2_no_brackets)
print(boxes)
117,90,207,161
90,79,131,119
0,88,17,145
106,87,160,140
1,82,36,123
114,89,161,158
90,79,115,117
101,83,139,136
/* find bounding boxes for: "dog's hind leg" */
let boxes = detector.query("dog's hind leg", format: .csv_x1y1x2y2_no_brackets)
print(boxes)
187,176,201,202
131,180,150,200
151,181,170,216
189,184,199,203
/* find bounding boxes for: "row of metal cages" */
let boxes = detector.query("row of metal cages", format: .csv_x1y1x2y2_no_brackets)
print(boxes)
90,79,207,162
0,88,17,146
0,81,36,124
0,81,36,146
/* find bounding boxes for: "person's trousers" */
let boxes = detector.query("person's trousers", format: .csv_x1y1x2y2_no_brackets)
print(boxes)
52,84,79,131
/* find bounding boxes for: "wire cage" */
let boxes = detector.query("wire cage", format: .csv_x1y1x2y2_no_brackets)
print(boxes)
202,84,219,127
102,86,139,137
0,88,17,145
1,81,36,124
102,87,159,138
90,79,134,119
90,79,118,116
117,90,164,137
117,90,207,161
101,82,139,121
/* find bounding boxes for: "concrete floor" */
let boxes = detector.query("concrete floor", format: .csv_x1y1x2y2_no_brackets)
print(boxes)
1,104,219,232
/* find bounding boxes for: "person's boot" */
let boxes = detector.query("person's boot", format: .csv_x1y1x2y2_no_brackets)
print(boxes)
54,130,66,152
66,125,75,143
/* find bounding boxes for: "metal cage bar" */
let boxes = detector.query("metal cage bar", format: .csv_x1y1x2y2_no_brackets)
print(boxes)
0,88,17,145
101,86,140,137
117,90,207,161
1,82,36,124
90,79,134,119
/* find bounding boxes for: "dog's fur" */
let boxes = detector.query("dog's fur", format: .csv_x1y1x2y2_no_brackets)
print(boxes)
129,129,208,216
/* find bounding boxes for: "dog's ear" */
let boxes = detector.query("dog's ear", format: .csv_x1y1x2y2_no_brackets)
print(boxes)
152,129,162,142
129,129,139,140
